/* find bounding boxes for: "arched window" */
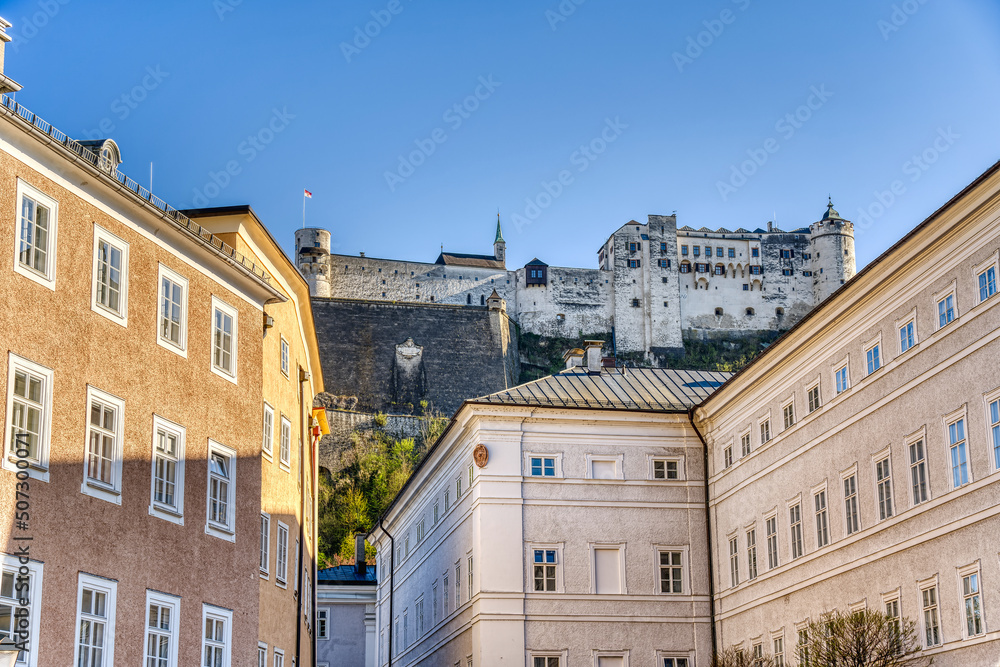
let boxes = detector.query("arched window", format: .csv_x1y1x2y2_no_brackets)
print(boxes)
775,307,785,317
480,295,485,305
467,294,472,304
715,307,724,317
746,308,755,317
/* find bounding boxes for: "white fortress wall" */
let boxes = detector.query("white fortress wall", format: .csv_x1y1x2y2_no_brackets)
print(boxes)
513,265,614,338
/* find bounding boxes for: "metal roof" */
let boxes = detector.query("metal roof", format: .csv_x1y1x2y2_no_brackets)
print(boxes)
317,565,377,585
470,366,732,412
434,252,505,269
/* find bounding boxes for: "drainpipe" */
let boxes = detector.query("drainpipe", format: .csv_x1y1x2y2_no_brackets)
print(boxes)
380,518,395,667
296,370,307,666
688,406,719,658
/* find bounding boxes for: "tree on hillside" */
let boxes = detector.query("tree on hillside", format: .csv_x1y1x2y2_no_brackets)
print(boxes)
796,609,930,667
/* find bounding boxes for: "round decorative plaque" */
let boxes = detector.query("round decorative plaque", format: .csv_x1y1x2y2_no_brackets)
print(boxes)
473,444,489,468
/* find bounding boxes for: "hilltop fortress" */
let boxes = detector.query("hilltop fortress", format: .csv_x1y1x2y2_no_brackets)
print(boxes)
297,201,856,360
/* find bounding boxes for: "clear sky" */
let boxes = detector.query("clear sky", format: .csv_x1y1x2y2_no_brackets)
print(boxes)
4,0,999,270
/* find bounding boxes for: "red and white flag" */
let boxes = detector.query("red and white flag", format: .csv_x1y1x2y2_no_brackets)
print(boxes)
304,189,313,198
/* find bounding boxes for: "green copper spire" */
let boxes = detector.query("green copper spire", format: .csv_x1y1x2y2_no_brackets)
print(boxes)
495,212,505,243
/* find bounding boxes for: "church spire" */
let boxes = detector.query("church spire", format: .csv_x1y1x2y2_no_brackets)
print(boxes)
495,211,504,243
493,212,506,267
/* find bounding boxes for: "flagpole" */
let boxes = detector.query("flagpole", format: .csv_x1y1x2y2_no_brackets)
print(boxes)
302,191,306,229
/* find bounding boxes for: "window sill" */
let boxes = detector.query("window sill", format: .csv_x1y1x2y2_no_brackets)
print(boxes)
81,480,121,505
149,503,184,526
13,262,56,291
205,522,236,542
210,365,239,385
279,461,291,472
91,302,128,328
3,456,49,482
260,571,269,580
276,579,288,589
156,335,188,359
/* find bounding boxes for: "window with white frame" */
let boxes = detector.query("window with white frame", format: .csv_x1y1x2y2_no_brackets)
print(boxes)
741,431,752,457
661,658,689,667
760,418,771,444
415,597,424,636
875,455,894,521
468,555,474,601
724,445,733,469
276,521,289,586
658,549,684,593
782,401,795,430
83,386,125,503
588,455,622,480
206,441,236,538
844,472,860,535
920,583,941,647
789,503,803,559
979,265,997,303
772,635,784,667
258,644,267,667
990,395,1000,471
814,489,829,548
1,554,43,667
595,653,626,667
91,225,129,325
432,582,438,622
74,574,117,667
456,475,462,497
592,545,624,594
866,341,881,375
532,656,561,667
5,354,53,478
529,455,556,477
150,416,185,522
145,590,180,667
752,643,763,664
455,562,462,607
211,297,238,381
280,336,290,378
274,648,285,667
158,265,188,354
433,500,439,524
532,547,558,592
729,536,740,587
443,573,449,616
260,513,270,576
14,180,58,289
652,457,680,480
899,319,916,354
807,384,821,413
949,416,970,488
279,415,291,468
961,566,984,637
745,529,758,580
262,403,274,457
765,515,778,569
202,605,232,667
836,364,849,394
938,293,956,328
908,438,929,505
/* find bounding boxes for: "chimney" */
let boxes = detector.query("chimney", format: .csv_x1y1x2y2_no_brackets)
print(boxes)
354,533,367,576
562,347,584,370
767,221,773,232
583,340,604,374
0,17,23,94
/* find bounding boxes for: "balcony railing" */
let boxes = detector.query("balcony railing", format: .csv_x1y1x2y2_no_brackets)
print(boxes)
0,94,271,284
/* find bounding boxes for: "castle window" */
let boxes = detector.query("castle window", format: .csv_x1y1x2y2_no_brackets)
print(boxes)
629,242,637,252
382,279,386,284
663,301,668,307
781,249,792,259
382,292,386,297
631,299,640,308
745,308,755,316
467,294,472,304
750,266,762,275
803,271,812,277
803,253,811,259
660,242,667,252
480,295,485,305
714,265,724,275
629,260,640,269
743,284,749,291
751,248,760,258
659,259,670,268
681,245,689,256
783,269,793,276
693,247,700,257
715,308,723,317
728,248,735,258
680,263,691,274
706,246,712,256
776,307,784,318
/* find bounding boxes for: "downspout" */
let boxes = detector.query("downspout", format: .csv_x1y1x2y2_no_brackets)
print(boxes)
688,406,718,658
296,371,306,666
380,518,395,667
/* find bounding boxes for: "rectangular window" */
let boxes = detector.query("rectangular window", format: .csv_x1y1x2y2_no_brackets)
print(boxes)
866,344,881,375
717,247,724,258
938,294,955,327
885,596,901,652
836,365,849,394
991,398,1000,470
729,247,736,258
660,242,667,252
663,659,689,667
765,516,778,569
262,403,274,457
652,459,679,480
206,441,236,538
84,387,125,502
258,645,267,667
74,574,117,667
590,458,618,479
782,269,793,276
876,456,894,520
949,418,970,487
260,513,271,575
468,555,473,600
5,354,53,476
814,490,829,548
781,249,792,259
279,416,291,468
789,504,803,559
211,297,238,381
963,571,984,636
594,547,623,594
783,402,795,430
659,550,683,593
629,242,637,252
628,259,640,269
729,536,740,587
91,226,129,323
433,501,440,524
773,637,784,667
415,598,424,635
693,246,700,257
808,385,821,413
280,337,290,378
443,574,449,616
2,556,43,666
714,265,725,275
741,432,751,457
752,247,760,258
432,582,439,622
533,657,560,667
922,586,941,647
274,649,284,667
724,446,733,469
979,267,997,302
14,181,58,287
530,456,556,477
681,245,688,256
760,419,771,444
456,564,461,607
456,475,462,497
150,416,185,522
202,606,232,667
276,522,289,585
746,529,758,580
658,258,669,268
899,321,915,353
844,474,860,535
909,439,929,505
704,246,711,256
145,591,180,667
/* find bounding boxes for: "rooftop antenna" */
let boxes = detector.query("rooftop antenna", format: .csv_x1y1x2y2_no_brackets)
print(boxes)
149,162,153,193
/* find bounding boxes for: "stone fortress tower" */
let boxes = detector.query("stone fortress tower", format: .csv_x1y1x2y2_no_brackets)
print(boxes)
296,202,856,360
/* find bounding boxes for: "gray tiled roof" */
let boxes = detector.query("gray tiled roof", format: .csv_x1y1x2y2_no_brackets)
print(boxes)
470,367,732,412
318,565,377,585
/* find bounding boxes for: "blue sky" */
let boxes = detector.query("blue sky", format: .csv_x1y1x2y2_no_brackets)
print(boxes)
4,0,1000,270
